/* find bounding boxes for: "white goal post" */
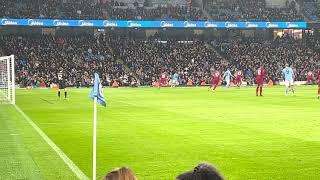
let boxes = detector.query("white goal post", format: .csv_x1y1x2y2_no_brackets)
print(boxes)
0,55,15,104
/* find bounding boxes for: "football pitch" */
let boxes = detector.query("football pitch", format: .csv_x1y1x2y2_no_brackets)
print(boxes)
1,86,320,179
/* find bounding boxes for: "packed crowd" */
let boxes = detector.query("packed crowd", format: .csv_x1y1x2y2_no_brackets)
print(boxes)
1,33,319,88
0,0,204,20
58,0,105,20
0,35,129,88
0,0,105,19
0,0,40,18
205,0,304,21
106,1,207,20
111,38,228,86
0,0,309,21
298,0,320,21
223,36,320,82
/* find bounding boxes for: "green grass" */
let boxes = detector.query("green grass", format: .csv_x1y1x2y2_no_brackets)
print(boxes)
0,105,78,179
1,86,320,179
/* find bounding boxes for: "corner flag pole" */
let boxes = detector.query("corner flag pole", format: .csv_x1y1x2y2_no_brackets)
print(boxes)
89,73,106,180
93,97,97,180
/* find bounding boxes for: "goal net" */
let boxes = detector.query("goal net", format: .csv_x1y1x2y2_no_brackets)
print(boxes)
0,55,15,104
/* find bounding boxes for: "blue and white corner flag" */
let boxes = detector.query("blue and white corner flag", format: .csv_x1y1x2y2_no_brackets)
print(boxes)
89,73,106,107
89,73,106,180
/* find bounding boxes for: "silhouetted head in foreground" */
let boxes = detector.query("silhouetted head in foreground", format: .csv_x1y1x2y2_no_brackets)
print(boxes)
104,167,137,180
176,163,224,180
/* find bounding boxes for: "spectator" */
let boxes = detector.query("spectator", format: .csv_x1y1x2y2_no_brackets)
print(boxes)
176,163,224,180
104,167,137,180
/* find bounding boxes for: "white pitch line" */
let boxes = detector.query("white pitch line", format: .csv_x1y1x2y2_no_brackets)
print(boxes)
9,133,19,136
39,122,90,125
14,104,89,180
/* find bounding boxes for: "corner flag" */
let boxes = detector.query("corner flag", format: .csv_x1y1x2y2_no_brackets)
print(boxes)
89,73,106,180
89,73,106,107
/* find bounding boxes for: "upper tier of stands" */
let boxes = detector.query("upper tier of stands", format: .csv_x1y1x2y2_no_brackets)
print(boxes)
298,0,320,21
205,0,304,21
0,0,308,21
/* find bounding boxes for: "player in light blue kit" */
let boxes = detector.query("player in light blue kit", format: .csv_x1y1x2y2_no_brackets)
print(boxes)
223,68,233,89
170,72,179,88
282,64,295,96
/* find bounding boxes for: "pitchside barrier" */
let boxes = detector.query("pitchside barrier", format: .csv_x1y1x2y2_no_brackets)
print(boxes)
20,81,309,90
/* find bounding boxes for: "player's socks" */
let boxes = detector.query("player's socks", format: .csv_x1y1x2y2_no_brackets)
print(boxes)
256,87,259,96
64,92,67,99
291,87,295,95
259,87,263,96
58,91,60,98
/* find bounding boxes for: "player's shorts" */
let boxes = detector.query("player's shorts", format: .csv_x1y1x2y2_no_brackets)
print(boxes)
172,80,176,84
307,78,314,82
159,79,166,86
256,79,263,86
235,78,241,83
58,83,66,89
284,80,294,87
212,80,219,86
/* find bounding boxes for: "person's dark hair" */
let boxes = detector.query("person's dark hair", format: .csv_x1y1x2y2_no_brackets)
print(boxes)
176,163,224,180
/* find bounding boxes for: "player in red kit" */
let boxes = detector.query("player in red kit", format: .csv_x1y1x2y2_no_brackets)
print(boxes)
255,66,266,96
235,69,243,88
158,72,167,88
306,71,314,85
209,70,221,91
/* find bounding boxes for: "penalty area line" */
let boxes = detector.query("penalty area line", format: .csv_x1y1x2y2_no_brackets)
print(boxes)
13,104,89,180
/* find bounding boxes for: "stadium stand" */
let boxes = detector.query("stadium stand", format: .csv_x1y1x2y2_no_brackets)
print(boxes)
0,0,40,18
204,0,304,21
0,0,310,21
1,32,319,87
222,35,320,82
105,1,207,20
111,37,228,86
0,0,204,20
0,0,105,19
297,0,320,21
0,35,130,87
